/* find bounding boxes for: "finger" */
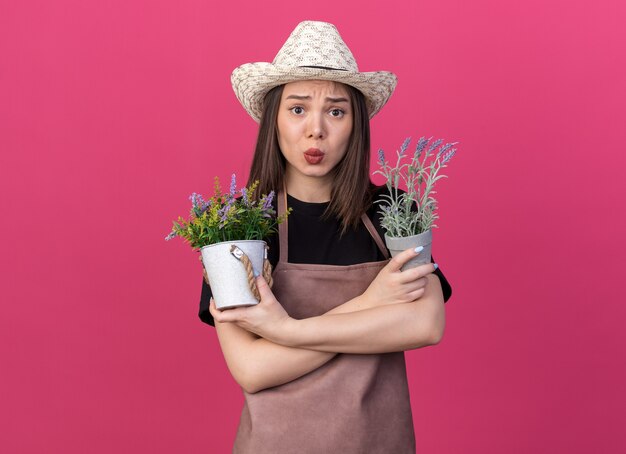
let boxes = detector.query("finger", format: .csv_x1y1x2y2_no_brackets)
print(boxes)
406,287,426,302
255,275,274,301
397,277,428,297
209,298,223,318
399,263,436,284
203,269,210,285
397,264,435,283
210,298,241,323
387,247,421,272
208,298,217,318
406,277,428,290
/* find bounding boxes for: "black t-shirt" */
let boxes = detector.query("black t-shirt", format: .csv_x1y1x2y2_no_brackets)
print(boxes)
199,186,452,326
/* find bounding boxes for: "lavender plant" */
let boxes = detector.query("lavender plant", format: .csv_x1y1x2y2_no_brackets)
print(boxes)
373,136,458,237
165,174,290,250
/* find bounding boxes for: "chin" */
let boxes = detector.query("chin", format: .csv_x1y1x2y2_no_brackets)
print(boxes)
288,159,337,180
302,166,334,178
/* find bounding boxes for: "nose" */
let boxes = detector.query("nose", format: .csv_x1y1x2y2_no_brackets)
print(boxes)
306,112,325,140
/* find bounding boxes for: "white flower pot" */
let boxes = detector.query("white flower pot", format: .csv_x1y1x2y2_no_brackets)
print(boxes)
384,230,432,271
200,240,266,310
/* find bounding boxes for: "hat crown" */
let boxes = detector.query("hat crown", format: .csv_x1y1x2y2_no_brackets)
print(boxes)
272,21,359,72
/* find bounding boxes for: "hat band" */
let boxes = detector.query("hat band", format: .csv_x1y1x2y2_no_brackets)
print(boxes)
298,65,349,71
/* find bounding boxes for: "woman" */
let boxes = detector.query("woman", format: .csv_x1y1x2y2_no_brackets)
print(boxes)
200,21,452,453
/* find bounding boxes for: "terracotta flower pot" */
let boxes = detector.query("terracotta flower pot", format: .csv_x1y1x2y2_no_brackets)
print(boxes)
384,230,432,271
200,240,266,309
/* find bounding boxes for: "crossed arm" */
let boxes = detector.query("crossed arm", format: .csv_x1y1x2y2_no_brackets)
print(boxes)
280,273,445,354
209,249,445,394
211,291,380,394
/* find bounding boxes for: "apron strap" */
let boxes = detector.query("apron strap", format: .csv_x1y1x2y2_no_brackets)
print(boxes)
276,182,390,262
277,184,289,264
361,213,390,259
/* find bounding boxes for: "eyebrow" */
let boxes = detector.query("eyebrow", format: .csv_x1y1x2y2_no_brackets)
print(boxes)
285,94,349,103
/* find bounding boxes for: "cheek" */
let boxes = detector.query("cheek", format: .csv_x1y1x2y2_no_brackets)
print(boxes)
277,131,292,150
277,135,296,163
277,121,299,148
339,127,352,155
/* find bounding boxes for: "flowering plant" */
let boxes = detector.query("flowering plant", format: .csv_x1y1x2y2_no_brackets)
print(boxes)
373,136,458,237
165,174,289,250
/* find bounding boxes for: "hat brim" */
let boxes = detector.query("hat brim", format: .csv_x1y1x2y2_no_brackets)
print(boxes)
231,62,398,123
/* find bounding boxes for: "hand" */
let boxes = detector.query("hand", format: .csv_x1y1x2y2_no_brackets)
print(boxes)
361,248,437,309
208,275,294,345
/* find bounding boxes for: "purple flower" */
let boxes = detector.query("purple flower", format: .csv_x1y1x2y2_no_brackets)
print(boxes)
218,207,228,221
442,149,456,164
189,192,200,206
241,187,250,207
229,174,237,196
415,136,429,158
217,199,233,227
377,149,386,165
262,191,274,211
189,192,209,216
436,142,454,159
428,138,444,154
399,137,411,157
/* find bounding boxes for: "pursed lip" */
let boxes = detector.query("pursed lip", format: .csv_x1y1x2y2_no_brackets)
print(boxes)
304,148,325,156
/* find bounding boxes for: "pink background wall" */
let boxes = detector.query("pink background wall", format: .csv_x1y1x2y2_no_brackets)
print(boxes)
1,0,625,452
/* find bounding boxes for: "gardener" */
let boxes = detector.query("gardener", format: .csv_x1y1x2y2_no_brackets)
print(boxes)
200,20,452,453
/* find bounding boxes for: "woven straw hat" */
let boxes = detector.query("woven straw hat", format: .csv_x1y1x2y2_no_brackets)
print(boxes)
231,20,398,123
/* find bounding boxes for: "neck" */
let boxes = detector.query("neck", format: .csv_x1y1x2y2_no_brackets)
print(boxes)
284,169,333,202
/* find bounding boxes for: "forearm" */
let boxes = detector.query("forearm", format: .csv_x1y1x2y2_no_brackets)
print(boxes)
245,293,373,393
222,280,429,393
245,338,335,393
283,274,445,354
213,267,379,394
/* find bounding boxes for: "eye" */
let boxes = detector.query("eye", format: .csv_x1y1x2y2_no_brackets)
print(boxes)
329,108,345,118
290,106,304,115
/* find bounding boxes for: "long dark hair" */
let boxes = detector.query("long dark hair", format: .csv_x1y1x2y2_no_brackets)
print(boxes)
247,82,375,234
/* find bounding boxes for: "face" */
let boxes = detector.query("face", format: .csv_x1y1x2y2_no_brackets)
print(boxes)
276,80,353,188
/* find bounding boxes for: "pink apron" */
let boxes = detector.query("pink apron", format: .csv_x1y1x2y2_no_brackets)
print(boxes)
233,191,416,453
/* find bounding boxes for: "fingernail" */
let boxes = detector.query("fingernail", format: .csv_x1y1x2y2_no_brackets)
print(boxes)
433,263,439,270
414,246,424,253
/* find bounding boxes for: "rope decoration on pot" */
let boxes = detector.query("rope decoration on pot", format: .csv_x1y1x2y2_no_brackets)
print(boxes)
229,244,273,301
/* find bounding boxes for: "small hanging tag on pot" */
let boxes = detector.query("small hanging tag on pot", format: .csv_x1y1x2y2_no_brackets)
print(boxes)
230,245,244,260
